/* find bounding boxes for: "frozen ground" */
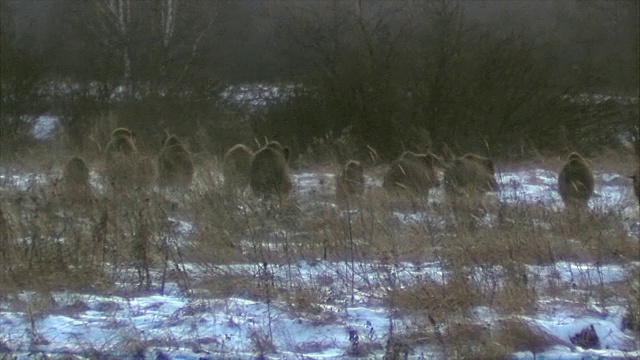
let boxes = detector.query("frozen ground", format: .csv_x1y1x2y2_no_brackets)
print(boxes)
1,261,638,359
1,260,638,359
0,165,638,359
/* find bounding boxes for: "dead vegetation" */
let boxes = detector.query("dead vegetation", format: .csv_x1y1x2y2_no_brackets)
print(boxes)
0,124,638,357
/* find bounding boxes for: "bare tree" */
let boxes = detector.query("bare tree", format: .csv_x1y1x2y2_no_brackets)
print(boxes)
101,0,132,83
0,0,49,153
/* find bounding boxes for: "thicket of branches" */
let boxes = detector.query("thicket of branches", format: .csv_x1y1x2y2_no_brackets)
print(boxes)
1,0,638,159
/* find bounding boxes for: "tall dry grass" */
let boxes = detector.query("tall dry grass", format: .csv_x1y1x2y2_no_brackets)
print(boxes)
0,124,638,356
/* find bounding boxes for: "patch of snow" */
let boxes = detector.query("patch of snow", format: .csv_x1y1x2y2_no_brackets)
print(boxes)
497,168,637,213
0,170,49,191
31,115,60,140
562,93,639,106
168,217,196,238
0,294,399,358
498,168,562,207
220,83,306,108
526,262,631,288
1,165,639,358
2,259,638,358
513,302,638,358
293,172,335,199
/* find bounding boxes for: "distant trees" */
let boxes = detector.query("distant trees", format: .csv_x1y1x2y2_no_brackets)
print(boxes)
262,0,559,158
2,0,234,151
50,0,225,147
260,0,638,159
1,0,637,158
0,0,50,153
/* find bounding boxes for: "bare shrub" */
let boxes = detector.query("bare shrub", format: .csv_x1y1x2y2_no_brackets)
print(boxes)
443,322,507,360
621,266,640,338
391,277,480,321
0,201,18,279
344,327,383,357
250,329,277,357
495,318,570,356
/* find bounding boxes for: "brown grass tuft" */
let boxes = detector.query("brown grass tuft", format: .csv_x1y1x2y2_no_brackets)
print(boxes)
495,317,571,355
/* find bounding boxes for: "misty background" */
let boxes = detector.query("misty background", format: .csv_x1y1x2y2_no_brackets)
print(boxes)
1,0,638,161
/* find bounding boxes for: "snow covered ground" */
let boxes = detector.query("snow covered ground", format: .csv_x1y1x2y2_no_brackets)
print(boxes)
31,115,60,140
1,260,638,359
0,165,638,359
1,262,638,359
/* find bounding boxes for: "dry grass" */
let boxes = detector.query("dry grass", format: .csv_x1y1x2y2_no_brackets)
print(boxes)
1,127,639,356
391,277,481,320
621,266,640,337
590,148,639,175
443,321,510,359
494,317,572,355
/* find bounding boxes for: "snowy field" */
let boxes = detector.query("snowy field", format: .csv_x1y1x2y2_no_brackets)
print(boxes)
0,161,639,359
1,262,638,359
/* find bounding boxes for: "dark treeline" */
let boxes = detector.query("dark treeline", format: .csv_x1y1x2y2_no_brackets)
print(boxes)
1,0,638,160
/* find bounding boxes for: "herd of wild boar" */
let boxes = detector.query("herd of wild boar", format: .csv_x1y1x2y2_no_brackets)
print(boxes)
61,127,640,210
62,127,194,204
